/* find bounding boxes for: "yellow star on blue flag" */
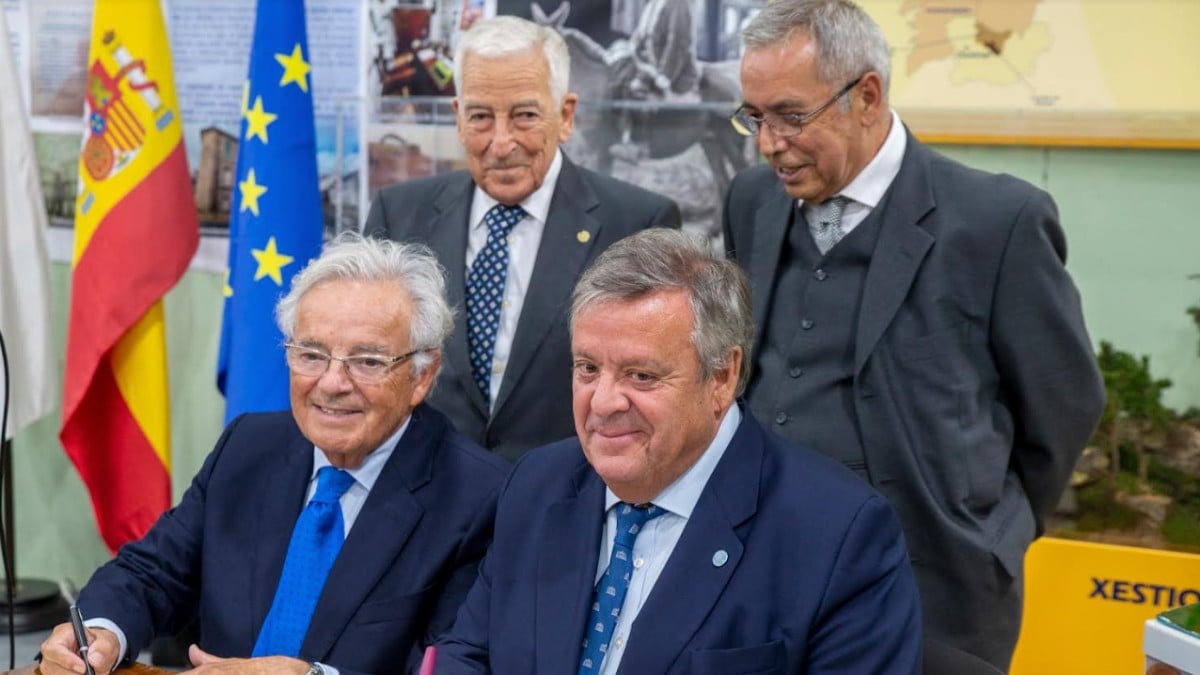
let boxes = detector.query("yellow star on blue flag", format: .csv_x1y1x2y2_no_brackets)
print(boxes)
218,0,323,422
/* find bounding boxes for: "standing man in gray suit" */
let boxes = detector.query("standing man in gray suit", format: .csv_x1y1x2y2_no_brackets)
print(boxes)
366,15,680,462
722,1,1104,671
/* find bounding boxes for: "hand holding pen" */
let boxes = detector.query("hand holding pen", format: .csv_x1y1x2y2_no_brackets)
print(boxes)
38,606,118,675
68,605,96,675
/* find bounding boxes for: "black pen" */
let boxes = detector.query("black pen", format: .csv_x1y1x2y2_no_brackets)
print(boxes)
68,604,97,675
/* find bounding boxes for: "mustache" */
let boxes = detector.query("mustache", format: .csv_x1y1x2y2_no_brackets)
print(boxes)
486,159,530,170
585,412,643,434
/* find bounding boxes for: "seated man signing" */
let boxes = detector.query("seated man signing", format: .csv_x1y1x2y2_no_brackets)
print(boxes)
435,228,921,674
40,236,510,675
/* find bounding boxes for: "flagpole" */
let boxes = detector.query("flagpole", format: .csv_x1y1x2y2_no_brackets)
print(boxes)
0,336,67,637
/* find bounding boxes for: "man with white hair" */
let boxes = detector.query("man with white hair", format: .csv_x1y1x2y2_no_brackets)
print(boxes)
41,236,509,675
723,1,1104,670
365,15,681,462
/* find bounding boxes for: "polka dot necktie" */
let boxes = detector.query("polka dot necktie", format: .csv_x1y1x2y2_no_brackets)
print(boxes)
465,204,526,406
577,503,665,674
252,466,355,657
809,195,850,255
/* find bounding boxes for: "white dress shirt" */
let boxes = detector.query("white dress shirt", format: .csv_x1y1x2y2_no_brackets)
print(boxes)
801,109,907,233
465,149,564,410
592,404,742,675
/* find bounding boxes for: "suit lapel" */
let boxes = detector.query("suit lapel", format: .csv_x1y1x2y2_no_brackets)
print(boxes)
251,432,313,639
536,459,607,675
428,175,489,414
854,131,935,373
493,158,601,416
301,407,438,660
747,189,793,354
618,412,761,674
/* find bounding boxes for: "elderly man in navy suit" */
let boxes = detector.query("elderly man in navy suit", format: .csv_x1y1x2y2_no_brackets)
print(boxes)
40,236,509,675
435,228,921,674
365,15,680,462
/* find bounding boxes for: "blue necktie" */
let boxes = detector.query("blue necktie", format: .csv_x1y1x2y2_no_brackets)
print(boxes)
578,503,665,674
252,466,356,657
465,203,525,406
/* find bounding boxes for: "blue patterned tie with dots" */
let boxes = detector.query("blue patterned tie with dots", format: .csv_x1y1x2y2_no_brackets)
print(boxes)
577,503,665,674
466,203,526,405
252,466,355,657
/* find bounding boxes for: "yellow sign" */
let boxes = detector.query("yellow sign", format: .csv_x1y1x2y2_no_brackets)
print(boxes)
1012,538,1200,674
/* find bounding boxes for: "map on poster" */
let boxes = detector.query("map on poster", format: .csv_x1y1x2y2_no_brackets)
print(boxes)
860,0,1200,146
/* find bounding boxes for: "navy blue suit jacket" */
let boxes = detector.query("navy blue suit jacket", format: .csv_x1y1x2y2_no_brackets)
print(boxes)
77,404,509,675
436,408,921,674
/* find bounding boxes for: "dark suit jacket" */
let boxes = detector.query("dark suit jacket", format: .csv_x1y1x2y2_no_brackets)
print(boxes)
435,408,922,674
722,128,1105,669
77,404,510,675
364,157,681,461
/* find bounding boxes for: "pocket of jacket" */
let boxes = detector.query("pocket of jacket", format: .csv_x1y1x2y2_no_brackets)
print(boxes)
350,588,431,626
688,640,786,675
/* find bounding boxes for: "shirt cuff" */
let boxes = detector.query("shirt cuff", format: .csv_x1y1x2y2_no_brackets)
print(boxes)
83,618,128,666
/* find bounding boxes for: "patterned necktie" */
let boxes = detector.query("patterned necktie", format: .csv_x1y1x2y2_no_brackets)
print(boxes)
465,203,526,406
252,466,356,657
578,503,665,675
809,195,850,255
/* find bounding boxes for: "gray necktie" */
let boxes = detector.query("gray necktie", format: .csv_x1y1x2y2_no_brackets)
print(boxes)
809,196,850,255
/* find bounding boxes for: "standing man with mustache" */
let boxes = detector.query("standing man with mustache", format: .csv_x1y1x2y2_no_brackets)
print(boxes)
722,1,1104,671
365,15,681,462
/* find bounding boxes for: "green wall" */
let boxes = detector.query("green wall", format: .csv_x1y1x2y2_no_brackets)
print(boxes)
10,143,1200,587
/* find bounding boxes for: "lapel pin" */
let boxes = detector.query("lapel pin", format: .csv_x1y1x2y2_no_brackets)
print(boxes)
712,550,729,567
577,230,591,243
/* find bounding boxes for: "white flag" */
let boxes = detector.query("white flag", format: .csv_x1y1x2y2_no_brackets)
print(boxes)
0,11,56,440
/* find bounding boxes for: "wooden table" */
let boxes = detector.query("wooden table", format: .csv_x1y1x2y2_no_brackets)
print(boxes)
4,664,173,674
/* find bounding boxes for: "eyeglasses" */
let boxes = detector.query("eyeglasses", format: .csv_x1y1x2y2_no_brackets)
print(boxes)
730,76,862,138
283,343,426,383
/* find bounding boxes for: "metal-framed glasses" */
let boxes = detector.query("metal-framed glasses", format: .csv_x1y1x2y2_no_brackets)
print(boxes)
730,76,862,138
283,343,425,383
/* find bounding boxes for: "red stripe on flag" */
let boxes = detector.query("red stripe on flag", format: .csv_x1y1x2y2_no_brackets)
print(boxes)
121,99,146,136
60,357,170,552
105,111,135,151
109,102,142,148
62,142,198,422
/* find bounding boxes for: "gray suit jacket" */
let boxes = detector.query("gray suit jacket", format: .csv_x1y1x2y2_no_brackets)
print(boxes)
365,157,680,461
722,129,1104,670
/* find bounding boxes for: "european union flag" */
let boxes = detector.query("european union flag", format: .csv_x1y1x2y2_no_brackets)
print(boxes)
217,0,323,423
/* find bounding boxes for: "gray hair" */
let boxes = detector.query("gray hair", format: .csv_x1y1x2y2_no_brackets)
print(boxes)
275,233,454,378
742,0,891,101
453,15,571,104
570,229,754,396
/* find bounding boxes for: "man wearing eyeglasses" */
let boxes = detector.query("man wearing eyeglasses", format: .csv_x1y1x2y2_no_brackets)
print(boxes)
40,236,509,675
722,1,1104,671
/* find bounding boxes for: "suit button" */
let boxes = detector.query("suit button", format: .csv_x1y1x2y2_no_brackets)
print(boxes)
801,319,814,330
789,367,803,378
775,412,787,425
813,269,827,281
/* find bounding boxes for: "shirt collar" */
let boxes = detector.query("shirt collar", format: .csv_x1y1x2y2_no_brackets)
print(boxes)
312,414,411,492
470,148,563,229
604,404,742,518
798,108,906,210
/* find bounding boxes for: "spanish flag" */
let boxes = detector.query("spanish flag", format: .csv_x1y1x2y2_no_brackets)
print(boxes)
61,1,198,553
